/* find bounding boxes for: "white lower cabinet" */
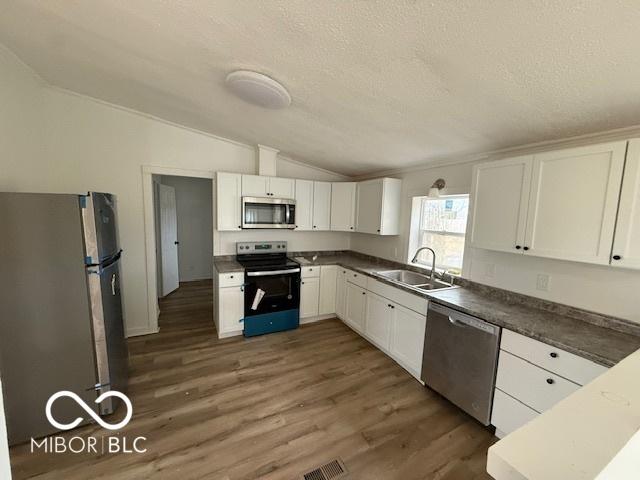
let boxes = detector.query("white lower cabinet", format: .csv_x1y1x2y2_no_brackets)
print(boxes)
318,266,337,315
364,292,392,350
300,276,320,319
345,282,366,333
335,268,348,319
389,304,426,378
218,285,244,337
491,329,608,438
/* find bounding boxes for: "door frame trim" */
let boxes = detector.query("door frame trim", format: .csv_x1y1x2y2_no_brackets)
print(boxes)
141,165,215,335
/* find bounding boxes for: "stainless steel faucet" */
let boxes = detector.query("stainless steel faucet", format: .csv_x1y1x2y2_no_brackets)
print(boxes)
411,247,436,281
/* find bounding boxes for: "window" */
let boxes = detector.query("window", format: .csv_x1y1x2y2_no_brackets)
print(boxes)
408,195,469,273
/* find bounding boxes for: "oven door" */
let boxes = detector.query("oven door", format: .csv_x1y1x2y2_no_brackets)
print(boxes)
244,268,300,316
242,197,296,229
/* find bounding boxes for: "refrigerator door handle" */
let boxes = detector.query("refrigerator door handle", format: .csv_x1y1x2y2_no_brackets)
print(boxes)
111,273,116,295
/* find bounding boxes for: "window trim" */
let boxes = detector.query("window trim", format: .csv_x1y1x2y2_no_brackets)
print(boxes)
408,194,469,272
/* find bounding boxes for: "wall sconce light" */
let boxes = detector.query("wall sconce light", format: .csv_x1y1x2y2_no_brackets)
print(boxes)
429,178,447,197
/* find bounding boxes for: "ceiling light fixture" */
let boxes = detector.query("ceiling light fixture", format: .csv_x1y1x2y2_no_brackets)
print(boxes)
225,70,291,109
429,178,447,197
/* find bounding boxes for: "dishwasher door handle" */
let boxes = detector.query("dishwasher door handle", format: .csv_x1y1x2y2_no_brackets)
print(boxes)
448,316,468,328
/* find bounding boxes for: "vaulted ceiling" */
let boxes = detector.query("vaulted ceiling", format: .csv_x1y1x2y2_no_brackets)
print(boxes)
2,1,640,176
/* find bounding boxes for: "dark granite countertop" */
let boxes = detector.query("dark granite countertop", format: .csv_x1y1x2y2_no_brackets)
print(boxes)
215,251,640,366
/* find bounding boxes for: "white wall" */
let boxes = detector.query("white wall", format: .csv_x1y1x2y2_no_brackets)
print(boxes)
159,175,213,282
351,160,640,324
0,44,350,337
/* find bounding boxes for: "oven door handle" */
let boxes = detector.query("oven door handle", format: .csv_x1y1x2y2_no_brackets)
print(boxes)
246,268,301,277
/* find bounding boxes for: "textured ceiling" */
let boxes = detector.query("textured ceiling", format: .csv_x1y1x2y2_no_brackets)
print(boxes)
2,1,640,176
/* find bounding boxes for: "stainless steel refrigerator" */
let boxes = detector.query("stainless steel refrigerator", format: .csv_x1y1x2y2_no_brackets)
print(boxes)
0,192,129,445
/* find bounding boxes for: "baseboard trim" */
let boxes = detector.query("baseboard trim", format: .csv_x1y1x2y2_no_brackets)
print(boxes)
126,326,160,338
300,314,336,325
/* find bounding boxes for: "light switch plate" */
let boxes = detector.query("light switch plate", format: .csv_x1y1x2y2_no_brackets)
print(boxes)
536,274,550,292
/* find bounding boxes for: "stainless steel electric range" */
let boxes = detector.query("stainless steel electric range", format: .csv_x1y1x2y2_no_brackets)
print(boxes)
236,241,301,337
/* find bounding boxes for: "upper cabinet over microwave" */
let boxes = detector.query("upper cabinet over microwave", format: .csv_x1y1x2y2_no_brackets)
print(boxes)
468,140,638,267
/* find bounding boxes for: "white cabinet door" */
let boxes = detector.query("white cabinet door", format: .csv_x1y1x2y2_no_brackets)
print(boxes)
335,268,348,320
318,265,337,315
612,139,640,269
300,276,320,318
468,156,533,253
345,282,366,333
365,292,392,350
312,181,332,230
218,286,244,335
295,179,313,231
356,179,383,234
242,175,269,197
268,177,295,198
524,141,626,264
331,182,356,231
389,303,426,378
216,172,242,231
379,178,402,235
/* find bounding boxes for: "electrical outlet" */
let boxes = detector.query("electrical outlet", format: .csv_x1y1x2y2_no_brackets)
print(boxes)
536,274,550,292
484,263,496,278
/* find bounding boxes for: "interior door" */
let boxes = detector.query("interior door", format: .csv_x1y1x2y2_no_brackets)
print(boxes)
159,184,179,296
468,156,533,253
524,141,626,264
612,139,640,269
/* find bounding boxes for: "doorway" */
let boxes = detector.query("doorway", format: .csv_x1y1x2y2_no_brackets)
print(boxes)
152,175,214,324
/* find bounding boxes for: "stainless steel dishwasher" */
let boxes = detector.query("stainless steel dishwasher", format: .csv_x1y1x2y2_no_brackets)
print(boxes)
421,302,501,425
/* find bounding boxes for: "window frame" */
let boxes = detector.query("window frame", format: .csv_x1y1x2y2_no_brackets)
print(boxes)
408,194,470,272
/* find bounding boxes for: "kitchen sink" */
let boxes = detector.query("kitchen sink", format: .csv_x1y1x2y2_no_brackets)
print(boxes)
376,269,431,285
375,269,456,291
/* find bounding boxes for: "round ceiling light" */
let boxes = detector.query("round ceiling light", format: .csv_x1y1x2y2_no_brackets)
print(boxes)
225,70,291,109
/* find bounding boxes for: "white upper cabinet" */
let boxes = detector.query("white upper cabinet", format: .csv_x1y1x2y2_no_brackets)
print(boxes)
242,174,270,197
524,141,626,264
469,141,628,266
312,181,332,231
355,178,402,235
216,172,242,231
330,182,356,231
268,177,295,198
612,139,640,270
242,175,295,198
295,179,314,231
468,156,533,253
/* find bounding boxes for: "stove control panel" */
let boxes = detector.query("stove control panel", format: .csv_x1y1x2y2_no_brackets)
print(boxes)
236,241,287,254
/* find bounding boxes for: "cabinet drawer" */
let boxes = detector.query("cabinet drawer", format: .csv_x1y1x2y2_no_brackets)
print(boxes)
219,272,244,287
496,350,580,413
301,266,320,278
366,278,428,315
491,388,538,438
501,329,607,385
345,269,367,288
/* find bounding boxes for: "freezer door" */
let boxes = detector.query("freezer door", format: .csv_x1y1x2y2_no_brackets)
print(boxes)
87,256,129,414
82,192,120,264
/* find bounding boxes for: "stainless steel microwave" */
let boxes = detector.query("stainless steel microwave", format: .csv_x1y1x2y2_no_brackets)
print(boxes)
242,197,296,229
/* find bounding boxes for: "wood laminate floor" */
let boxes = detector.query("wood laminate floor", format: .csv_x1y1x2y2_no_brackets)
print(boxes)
10,280,497,479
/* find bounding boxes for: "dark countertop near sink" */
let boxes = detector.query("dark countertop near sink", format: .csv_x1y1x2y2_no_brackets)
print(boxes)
215,251,640,367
